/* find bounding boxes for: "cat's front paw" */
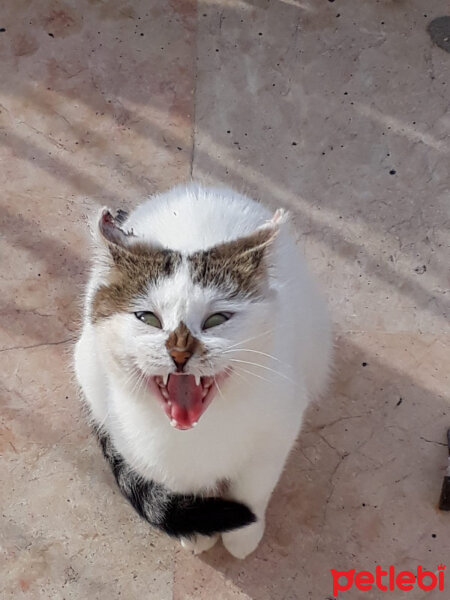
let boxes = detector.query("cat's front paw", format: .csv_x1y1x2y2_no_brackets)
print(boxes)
180,533,219,555
222,519,264,559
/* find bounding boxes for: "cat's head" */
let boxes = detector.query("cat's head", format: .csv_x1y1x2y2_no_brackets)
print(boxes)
89,207,286,430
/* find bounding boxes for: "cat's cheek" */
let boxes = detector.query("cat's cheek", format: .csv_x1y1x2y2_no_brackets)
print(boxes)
222,519,265,559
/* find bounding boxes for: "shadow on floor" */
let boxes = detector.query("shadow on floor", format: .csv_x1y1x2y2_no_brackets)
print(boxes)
172,336,450,599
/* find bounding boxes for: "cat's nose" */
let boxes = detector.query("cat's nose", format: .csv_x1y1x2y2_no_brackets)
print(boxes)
170,349,192,372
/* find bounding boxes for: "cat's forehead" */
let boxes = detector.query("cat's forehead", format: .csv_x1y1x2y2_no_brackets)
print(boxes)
124,184,273,253
91,210,279,323
147,262,216,307
141,266,217,330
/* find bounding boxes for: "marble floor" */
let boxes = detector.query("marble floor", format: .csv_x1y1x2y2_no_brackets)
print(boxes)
1,1,449,598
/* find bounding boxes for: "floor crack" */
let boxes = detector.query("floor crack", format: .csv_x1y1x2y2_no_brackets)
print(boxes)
0,337,75,354
190,6,199,179
420,436,447,447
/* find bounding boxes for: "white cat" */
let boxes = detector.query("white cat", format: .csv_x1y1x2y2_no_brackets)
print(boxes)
74,183,331,559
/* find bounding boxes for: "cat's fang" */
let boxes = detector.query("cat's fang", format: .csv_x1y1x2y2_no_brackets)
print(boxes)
162,373,169,386
194,375,201,386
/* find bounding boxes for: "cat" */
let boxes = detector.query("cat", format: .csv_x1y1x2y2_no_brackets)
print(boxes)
74,183,332,559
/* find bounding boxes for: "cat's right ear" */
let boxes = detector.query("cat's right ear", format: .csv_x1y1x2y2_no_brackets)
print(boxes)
97,208,134,249
91,207,135,269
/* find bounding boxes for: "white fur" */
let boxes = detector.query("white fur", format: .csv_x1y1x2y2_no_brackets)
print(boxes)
74,183,332,558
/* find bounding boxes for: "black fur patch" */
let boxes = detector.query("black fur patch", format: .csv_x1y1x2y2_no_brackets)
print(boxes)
114,209,129,225
96,430,256,538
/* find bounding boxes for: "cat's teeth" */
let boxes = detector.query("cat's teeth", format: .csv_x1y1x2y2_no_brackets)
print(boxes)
162,373,169,386
170,419,177,427
192,421,198,427
161,388,169,400
194,375,201,386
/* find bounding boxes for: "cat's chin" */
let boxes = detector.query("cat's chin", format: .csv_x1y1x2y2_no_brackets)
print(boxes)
147,372,228,430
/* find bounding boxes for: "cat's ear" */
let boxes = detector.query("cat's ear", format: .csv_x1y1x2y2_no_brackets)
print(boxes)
97,208,134,249
252,207,288,249
93,208,143,269
222,207,288,259
269,207,289,228
193,208,289,297
93,208,168,275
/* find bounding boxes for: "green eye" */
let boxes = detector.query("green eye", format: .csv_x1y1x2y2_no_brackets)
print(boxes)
203,312,231,330
135,311,162,328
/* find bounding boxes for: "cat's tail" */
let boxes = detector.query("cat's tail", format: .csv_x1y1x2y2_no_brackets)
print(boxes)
98,431,256,537
145,493,256,538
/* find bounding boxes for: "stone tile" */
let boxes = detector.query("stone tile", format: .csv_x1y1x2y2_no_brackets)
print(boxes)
0,1,195,598
193,0,450,334
174,333,450,599
1,0,450,598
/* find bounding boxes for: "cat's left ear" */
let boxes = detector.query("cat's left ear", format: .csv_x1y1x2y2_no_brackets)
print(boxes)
265,207,289,237
203,208,288,275
236,207,289,255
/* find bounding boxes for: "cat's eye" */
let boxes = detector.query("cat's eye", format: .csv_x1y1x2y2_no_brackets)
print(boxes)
202,312,232,330
135,311,162,329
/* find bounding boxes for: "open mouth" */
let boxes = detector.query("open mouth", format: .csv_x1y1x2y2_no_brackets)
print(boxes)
152,374,219,430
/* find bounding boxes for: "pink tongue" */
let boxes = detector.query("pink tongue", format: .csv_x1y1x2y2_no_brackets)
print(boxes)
167,375,205,428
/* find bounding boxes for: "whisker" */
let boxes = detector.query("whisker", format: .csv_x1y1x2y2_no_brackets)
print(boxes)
226,328,274,350
224,366,251,386
128,364,148,397
135,372,147,397
228,358,295,385
223,347,282,363
121,373,138,394
214,376,226,402
123,367,140,389
231,365,275,386
124,364,139,389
